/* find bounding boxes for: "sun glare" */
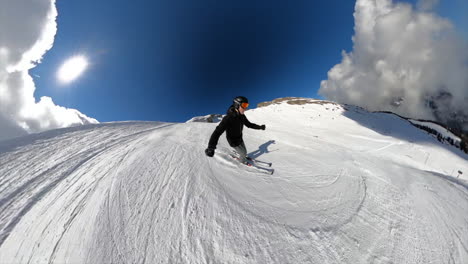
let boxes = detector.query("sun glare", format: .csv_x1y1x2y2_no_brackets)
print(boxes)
57,55,88,84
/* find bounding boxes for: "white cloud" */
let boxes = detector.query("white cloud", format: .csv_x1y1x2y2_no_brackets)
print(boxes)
319,0,468,128
0,0,98,141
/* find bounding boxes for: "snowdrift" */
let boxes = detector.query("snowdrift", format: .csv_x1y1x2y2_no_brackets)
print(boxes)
0,100,467,263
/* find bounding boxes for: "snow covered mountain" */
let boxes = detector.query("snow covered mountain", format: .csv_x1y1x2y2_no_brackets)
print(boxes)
0,99,467,263
186,114,223,123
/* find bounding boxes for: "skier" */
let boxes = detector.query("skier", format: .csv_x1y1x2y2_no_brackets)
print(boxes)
205,96,266,164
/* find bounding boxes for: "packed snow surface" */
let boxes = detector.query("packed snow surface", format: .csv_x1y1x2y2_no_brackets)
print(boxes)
0,101,467,263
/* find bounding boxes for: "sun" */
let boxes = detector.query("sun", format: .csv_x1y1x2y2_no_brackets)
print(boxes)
57,55,88,84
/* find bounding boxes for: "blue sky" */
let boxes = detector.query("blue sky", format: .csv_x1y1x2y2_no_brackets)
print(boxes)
30,0,466,123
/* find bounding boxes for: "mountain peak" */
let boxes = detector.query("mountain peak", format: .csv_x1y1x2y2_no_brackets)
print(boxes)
257,97,339,108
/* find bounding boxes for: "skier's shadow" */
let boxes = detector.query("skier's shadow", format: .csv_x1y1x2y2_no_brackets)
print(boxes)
249,140,277,159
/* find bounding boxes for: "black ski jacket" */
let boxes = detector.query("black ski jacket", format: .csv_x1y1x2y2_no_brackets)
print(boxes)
208,105,262,149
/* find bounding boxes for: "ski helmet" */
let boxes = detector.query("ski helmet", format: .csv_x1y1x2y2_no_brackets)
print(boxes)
233,96,249,109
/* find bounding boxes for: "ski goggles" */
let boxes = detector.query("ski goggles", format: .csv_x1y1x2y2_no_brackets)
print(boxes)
240,102,249,109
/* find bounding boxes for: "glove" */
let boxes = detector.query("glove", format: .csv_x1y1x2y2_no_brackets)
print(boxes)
260,125,266,130
205,148,215,157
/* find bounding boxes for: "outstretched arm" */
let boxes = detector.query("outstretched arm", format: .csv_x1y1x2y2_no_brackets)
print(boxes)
243,116,265,130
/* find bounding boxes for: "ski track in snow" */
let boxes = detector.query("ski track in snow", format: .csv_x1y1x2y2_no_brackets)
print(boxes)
0,103,467,263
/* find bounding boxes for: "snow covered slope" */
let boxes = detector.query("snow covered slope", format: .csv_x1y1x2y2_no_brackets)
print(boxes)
0,100,467,263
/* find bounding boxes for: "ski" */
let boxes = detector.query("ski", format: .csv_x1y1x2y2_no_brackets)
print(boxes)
229,154,274,175
254,165,274,175
247,157,272,167
231,151,273,167
242,161,275,175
